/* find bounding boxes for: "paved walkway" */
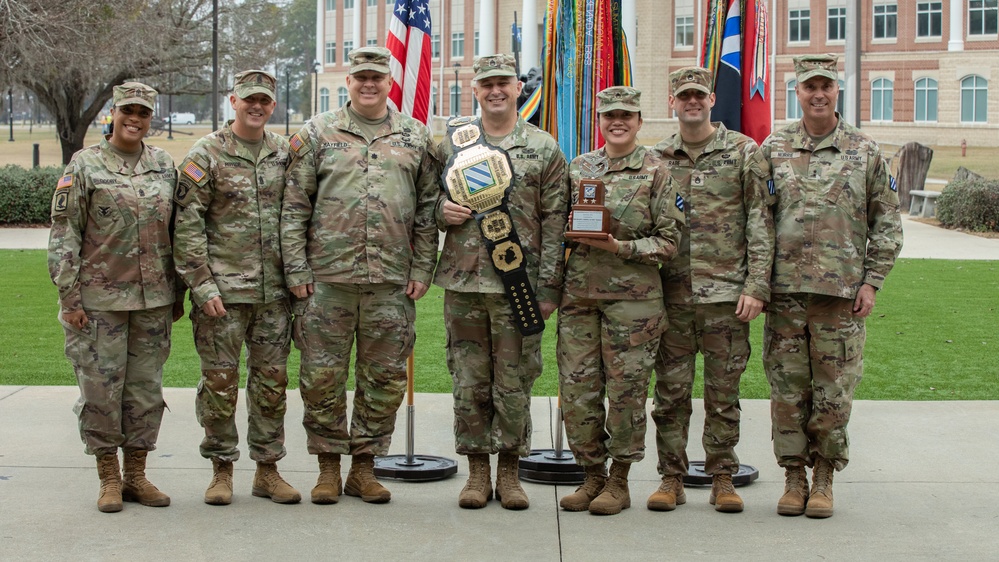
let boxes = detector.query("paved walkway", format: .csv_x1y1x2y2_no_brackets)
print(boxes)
1,386,997,561
7,215,999,258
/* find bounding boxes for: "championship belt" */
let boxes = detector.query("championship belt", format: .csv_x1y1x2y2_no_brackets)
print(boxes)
441,117,544,336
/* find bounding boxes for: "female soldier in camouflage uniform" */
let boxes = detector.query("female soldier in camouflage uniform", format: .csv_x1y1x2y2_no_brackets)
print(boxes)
557,87,684,515
48,82,184,513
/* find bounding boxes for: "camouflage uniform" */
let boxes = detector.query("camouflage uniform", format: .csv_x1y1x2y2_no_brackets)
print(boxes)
435,117,569,456
762,115,902,471
557,143,683,466
283,104,439,456
48,135,179,457
651,123,775,477
173,119,292,463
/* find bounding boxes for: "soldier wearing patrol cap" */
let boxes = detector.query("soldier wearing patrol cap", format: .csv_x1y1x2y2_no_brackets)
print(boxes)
556,86,684,516
435,53,569,510
282,46,440,505
174,70,301,506
762,53,903,518
648,66,775,515
49,81,184,512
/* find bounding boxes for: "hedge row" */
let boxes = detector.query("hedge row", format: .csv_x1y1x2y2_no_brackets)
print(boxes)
936,178,999,233
0,165,61,225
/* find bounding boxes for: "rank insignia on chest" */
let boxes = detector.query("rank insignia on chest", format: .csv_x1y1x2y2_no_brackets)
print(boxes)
57,175,74,190
691,172,704,186
183,161,206,183
889,175,897,192
676,193,685,211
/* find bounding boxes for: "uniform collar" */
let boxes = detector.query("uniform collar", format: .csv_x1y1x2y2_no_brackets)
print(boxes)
791,113,847,152
655,122,728,160
220,120,276,161
99,136,162,174
600,145,647,172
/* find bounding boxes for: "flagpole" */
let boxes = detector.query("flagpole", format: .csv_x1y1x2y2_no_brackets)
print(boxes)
770,0,776,124
438,0,445,127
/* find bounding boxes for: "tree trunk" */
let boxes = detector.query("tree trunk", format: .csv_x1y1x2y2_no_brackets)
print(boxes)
893,142,934,210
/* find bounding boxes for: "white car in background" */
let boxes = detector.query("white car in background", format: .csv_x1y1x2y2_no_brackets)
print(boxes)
167,113,196,125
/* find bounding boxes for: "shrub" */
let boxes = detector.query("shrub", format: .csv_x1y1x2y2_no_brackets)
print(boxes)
0,165,62,225
936,178,999,232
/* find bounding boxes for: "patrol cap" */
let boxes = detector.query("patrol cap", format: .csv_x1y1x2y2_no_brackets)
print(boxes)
794,54,839,83
233,70,276,99
349,47,391,74
473,54,518,80
669,67,712,96
113,82,157,110
596,86,642,113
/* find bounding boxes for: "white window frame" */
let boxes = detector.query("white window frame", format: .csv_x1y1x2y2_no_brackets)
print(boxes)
675,16,695,48
325,41,337,65
320,87,330,113
961,75,989,123
789,9,810,43
968,0,999,36
827,7,846,42
914,77,938,122
873,4,898,41
916,2,943,38
871,78,894,122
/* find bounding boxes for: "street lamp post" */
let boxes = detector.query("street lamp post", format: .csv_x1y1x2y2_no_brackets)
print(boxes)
7,89,14,142
452,62,461,116
285,68,291,136
313,60,321,117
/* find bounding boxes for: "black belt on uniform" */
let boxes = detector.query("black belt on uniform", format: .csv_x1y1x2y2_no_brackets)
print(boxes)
440,117,544,336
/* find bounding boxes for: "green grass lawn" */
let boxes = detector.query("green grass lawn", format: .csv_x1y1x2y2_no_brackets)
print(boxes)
2,249,996,400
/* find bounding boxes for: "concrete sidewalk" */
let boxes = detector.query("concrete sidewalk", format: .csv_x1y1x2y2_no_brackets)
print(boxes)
1,386,997,561
7,215,999,258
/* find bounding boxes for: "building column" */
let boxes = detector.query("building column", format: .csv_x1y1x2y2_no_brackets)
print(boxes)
315,0,324,69
949,0,965,51
480,0,496,56
522,0,539,70
622,0,636,58
353,3,362,52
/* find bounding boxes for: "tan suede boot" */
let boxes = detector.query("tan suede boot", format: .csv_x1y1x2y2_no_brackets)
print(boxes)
344,454,391,503
647,474,686,511
805,458,835,518
559,463,607,512
204,458,233,505
121,450,170,507
495,452,529,510
96,453,123,513
589,460,630,515
709,473,744,513
458,453,492,509
252,462,302,504
777,466,809,516
311,453,342,504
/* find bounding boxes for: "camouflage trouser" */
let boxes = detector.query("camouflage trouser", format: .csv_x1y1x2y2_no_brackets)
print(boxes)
556,295,664,466
652,302,749,477
763,293,865,471
444,290,543,456
296,282,414,457
191,299,291,463
61,305,172,457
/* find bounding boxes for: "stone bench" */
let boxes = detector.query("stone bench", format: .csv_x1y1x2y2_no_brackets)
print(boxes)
908,190,941,218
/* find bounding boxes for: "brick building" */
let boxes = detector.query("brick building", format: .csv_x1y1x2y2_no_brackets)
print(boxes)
313,0,999,146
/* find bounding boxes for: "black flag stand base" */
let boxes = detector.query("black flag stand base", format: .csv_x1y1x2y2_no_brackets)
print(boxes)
682,461,760,487
519,397,585,485
374,354,458,482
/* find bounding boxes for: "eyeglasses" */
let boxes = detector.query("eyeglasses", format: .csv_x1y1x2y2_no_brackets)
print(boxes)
675,90,709,101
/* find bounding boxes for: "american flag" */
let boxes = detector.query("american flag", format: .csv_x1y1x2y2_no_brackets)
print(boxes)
387,0,432,125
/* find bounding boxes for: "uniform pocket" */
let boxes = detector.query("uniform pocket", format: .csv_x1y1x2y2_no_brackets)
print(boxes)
629,306,668,346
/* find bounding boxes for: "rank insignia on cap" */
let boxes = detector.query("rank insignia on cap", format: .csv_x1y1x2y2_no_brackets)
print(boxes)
768,179,775,195
676,193,685,211
290,133,304,153
57,174,74,190
182,161,206,183
889,175,897,192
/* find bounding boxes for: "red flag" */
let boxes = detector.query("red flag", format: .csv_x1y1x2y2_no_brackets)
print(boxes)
387,0,432,125
741,0,771,144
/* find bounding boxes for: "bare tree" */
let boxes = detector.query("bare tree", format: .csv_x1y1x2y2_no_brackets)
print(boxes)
3,0,279,163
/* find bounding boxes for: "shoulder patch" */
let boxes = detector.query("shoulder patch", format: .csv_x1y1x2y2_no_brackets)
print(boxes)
182,160,207,183
57,174,74,190
675,193,685,211
289,133,305,153
767,178,776,196
889,175,897,192
52,190,69,213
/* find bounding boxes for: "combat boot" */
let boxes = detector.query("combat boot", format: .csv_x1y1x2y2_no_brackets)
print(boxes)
311,453,342,504
252,462,302,504
647,474,686,511
559,463,606,511
344,454,391,503
458,453,492,509
777,466,809,516
205,458,234,505
805,458,835,518
589,460,631,515
709,473,744,513
96,453,123,513
495,452,529,510
121,450,170,507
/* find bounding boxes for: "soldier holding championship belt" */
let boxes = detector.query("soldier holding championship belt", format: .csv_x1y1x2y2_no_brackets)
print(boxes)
435,54,569,510
557,86,684,516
